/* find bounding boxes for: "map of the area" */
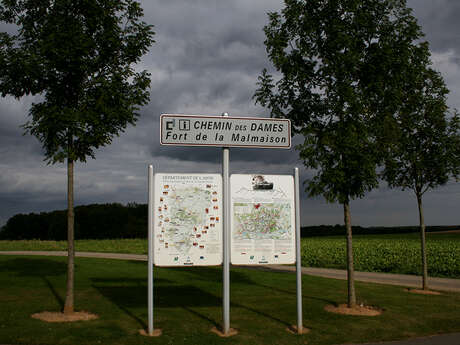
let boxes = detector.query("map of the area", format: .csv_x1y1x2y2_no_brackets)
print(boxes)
154,174,222,266
233,203,292,240
165,186,212,250
230,174,296,265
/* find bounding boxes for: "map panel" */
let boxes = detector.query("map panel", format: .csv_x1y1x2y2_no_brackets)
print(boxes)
230,174,296,265
153,174,222,266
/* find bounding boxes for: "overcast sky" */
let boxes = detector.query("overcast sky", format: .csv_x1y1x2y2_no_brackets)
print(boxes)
1,0,459,228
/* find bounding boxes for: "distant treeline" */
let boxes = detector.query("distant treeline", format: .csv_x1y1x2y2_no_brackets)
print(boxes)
0,203,147,240
0,203,458,240
299,224,459,237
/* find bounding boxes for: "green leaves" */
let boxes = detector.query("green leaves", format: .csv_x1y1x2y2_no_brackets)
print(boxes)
0,0,155,163
255,0,425,204
381,55,460,196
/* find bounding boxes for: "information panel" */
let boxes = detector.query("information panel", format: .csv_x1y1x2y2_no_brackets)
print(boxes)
230,174,296,265
153,173,223,266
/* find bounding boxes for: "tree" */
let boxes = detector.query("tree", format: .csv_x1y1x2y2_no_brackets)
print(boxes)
0,0,154,314
382,46,460,290
254,0,425,307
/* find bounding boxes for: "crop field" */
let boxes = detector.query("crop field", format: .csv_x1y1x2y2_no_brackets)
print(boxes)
301,232,460,278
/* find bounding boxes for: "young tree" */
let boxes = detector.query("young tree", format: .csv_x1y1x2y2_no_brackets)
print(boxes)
254,0,425,307
0,0,154,314
382,48,460,290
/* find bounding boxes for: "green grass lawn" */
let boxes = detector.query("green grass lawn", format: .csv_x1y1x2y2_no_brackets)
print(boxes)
0,238,147,254
0,255,459,345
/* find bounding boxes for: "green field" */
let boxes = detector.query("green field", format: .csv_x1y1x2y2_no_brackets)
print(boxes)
1,232,459,278
301,232,460,278
1,255,459,345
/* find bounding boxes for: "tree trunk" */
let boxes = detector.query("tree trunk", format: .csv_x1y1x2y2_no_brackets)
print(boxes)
63,157,75,314
416,192,428,290
344,200,356,308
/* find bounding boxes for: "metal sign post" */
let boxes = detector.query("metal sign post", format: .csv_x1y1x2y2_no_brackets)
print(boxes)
148,165,154,335
294,167,303,334
222,112,231,335
147,165,162,337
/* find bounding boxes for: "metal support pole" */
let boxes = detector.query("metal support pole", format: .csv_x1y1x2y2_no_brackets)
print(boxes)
294,167,303,333
222,112,231,334
148,165,154,335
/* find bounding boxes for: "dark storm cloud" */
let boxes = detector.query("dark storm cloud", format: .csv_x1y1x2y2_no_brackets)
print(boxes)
0,22,17,35
0,96,46,166
137,0,289,171
407,0,460,110
0,0,459,227
408,0,460,56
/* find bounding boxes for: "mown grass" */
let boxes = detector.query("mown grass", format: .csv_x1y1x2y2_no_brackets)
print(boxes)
1,255,459,345
1,232,459,278
0,238,147,254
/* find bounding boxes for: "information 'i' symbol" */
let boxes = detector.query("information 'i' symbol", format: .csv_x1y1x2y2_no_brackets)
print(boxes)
179,119,190,130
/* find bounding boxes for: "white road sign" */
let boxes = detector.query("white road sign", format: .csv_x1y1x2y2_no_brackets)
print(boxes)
160,114,291,148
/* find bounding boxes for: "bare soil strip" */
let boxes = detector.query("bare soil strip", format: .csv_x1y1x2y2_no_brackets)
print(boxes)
31,311,98,322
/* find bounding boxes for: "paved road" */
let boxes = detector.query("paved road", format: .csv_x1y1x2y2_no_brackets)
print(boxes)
254,265,460,293
1,251,459,345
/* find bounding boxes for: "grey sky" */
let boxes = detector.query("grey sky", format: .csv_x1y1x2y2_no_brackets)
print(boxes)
0,0,459,227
